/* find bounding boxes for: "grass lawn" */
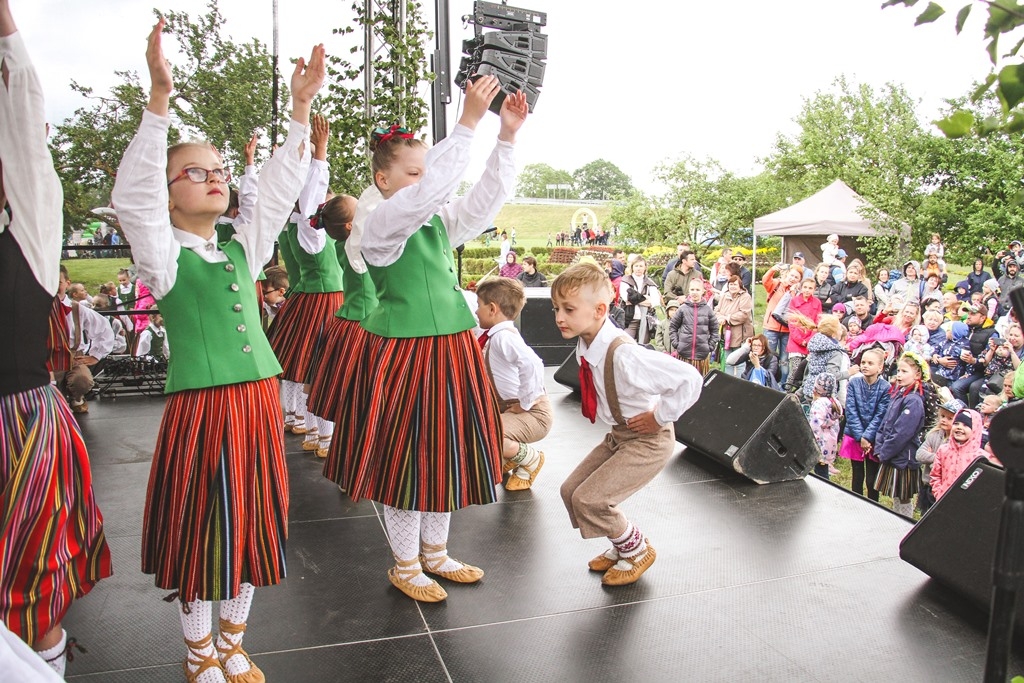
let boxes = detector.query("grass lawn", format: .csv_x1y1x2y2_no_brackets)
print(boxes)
61,257,132,294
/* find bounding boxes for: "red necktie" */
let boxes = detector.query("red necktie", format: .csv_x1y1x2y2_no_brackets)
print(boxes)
579,357,597,423
477,330,490,349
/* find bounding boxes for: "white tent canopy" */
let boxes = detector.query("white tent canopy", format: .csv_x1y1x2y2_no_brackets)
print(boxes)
753,179,891,238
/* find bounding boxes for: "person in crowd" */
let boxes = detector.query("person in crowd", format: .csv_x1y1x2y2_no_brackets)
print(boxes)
903,324,933,360
714,275,753,375
845,316,865,348
920,273,944,308
791,251,814,281
874,353,931,517
930,408,988,500
809,372,843,479
134,305,169,360
663,249,699,303
828,260,870,308
53,267,116,414
980,324,1021,395
812,263,833,309
727,334,781,387
553,262,703,587
941,291,962,321
111,20,325,681
891,260,922,307
340,76,525,604
874,267,893,311
0,6,111,674
92,294,130,354
653,300,679,354
499,250,523,279
517,255,548,287
762,264,804,384
619,257,662,344
922,251,946,284
891,301,921,338
260,265,289,329
997,258,1023,312
966,257,994,295
839,347,890,501
731,252,752,291
820,233,839,266
980,278,1001,322
844,295,873,333
932,320,971,388
977,394,1004,448
829,249,848,283
922,309,947,349
785,278,824,383
661,243,689,285
709,247,733,291
800,314,849,404
924,232,946,264
476,278,551,491
68,282,91,308
499,230,511,262
948,303,998,407
916,395,962,515
669,279,718,375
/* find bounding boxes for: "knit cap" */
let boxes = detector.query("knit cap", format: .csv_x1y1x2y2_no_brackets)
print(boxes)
814,373,837,397
951,321,969,340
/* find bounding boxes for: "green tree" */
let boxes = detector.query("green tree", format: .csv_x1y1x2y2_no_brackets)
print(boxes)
50,0,283,233
515,162,575,198
572,159,632,200
763,77,929,268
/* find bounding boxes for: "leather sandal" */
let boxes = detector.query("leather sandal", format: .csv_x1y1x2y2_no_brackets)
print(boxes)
505,452,545,491
216,620,265,683
419,542,484,583
588,549,618,572
301,428,320,451
184,633,226,683
388,557,447,602
601,542,657,586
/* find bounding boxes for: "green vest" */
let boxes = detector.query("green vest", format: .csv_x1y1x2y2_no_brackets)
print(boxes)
335,242,378,321
158,240,282,393
290,223,344,294
277,225,301,293
215,222,265,281
361,216,475,338
145,324,167,360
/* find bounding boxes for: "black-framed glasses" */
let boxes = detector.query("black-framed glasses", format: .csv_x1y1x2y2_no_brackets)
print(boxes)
167,167,232,187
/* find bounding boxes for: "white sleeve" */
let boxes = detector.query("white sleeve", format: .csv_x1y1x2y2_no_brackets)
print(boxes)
135,329,152,356
0,31,63,294
514,342,545,410
439,138,516,249
346,184,383,274
231,119,312,280
616,345,704,425
235,164,258,227
80,306,116,360
361,125,474,267
110,111,181,299
163,331,171,359
294,159,331,255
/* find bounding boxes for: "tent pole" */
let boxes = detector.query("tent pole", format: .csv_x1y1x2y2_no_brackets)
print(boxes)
751,230,758,323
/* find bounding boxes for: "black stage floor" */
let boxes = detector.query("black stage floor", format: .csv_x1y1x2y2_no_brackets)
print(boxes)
62,370,1024,682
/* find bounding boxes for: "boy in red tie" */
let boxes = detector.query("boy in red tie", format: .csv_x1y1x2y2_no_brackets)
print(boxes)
552,263,703,585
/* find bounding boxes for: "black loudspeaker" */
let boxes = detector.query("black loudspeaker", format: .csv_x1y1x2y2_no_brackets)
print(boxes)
553,350,580,391
899,458,1017,620
517,294,576,366
674,370,818,484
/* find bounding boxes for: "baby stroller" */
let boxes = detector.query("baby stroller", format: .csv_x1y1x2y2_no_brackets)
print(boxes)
849,327,905,379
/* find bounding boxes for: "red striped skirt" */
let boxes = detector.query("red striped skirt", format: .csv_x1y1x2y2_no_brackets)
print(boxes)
345,330,503,512
0,385,111,645
142,377,288,602
266,291,345,384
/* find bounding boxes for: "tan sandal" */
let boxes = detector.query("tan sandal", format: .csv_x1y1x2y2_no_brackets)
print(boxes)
216,620,265,683
419,542,484,583
300,428,320,451
588,548,618,572
388,557,447,602
505,452,545,491
602,542,657,586
184,634,226,683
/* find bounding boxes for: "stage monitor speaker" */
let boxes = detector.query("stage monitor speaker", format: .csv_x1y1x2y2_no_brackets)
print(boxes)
553,350,580,391
674,370,818,484
518,292,576,366
899,458,1020,621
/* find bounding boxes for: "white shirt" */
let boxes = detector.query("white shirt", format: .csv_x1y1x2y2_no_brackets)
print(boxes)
136,324,170,358
63,296,116,361
0,32,63,295
361,124,516,267
483,320,545,409
0,622,63,683
111,110,311,299
577,319,704,426
346,185,384,274
109,317,129,354
291,158,331,255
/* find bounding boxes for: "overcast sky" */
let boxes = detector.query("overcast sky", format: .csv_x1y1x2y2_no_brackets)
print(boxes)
14,0,994,193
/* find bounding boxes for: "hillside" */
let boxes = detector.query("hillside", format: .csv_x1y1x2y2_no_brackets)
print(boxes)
490,201,615,247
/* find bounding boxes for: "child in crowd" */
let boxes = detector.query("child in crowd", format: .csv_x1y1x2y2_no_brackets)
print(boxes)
977,394,1004,448
922,310,947,350
915,395,962,515
820,233,839,266
342,77,525,604
904,324,932,359
981,334,1015,392
809,373,843,479
260,265,289,329
653,300,679,354
553,263,702,585
111,20,325,681
0,5,111,674
845,316,864,348
669,278,719,375
840,347,891,501
135,305,169,360
933,321,970,387
476,278,552,490
930,408,988,500
874,352,930,517
800,315,849,404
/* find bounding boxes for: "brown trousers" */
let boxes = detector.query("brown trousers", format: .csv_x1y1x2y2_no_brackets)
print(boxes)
53,353,95,401
500,394,553,445
560,422,675,539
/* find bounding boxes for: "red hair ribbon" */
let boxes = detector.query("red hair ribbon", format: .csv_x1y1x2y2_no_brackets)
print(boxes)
372,125,414,143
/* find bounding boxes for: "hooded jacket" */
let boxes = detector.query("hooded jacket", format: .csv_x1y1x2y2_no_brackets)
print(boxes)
930,409,987,499
715,289,754,350
801,333,848,401
669,297,718,360
874,385,925,470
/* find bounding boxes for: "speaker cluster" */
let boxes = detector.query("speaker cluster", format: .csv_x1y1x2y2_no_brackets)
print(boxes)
455,1,548,114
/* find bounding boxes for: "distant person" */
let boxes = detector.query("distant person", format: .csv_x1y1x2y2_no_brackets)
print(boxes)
516,255,548,287
499,250,523,279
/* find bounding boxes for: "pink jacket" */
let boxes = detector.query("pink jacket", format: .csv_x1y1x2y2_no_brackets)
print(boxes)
786,293,823,354
930,409,988,499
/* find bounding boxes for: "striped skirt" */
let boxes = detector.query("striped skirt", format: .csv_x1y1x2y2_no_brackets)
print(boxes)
682,357,712,376
874,463,920,502
142,378,288,602
345,330,503,512
266,291,345,384
0,385,111,645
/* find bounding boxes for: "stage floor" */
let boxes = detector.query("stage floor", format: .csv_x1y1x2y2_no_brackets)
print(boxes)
63,370,1023,682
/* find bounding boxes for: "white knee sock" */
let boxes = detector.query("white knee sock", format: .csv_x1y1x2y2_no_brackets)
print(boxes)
421,511,473,573
383,506,432,587
180,600,223,683
512,443,540,479
37,630,67,677
292,383,306,425
218,583,255,677
610,521,648,569
303,413,320,444
319,417,334,444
